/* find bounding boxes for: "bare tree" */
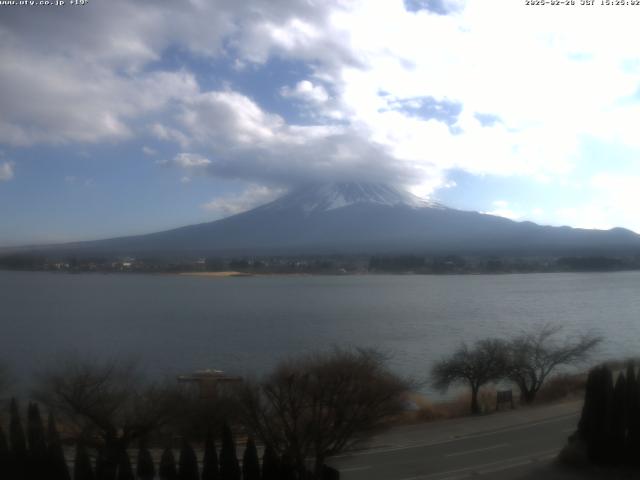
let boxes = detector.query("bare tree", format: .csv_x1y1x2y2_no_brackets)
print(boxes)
33,355,183,478
238,348,410,479
505,324,601,404
167,382,241,441
431,339,508,414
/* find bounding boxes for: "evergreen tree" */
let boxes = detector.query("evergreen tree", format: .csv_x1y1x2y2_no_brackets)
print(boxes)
578,367,598,443
586,366,615,464
47,412,71,480
626,362,636,407
10,398,27,455
95,447,105,480
631,371,640,466
625,363,639,465
74,444,96,480
10,398,28,479
241,438,260,480
27,402,48,480
27,403,47,457
279,452,296,480
136,443,156,480
0,424,10,475
201,430,219,480
159,447,178,480
116,449,135,480
260,444,279,480
179,439,199,480
320,465,340,480
96,444,118,480
579,367,605,462
601,366,616,464
219,424,240,480
611,373,627,464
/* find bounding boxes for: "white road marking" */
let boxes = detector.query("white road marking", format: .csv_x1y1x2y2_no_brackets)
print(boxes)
333,413,577,459
445,443,508,458
397,448,559,480
340,465,372,472
476,451,557,473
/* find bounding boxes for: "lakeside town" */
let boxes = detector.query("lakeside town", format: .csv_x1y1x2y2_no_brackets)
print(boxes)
2,253,640,275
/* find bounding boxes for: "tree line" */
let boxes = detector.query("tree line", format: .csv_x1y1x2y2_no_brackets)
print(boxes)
0,348,411,480
0,398,332,480
431,325,601,414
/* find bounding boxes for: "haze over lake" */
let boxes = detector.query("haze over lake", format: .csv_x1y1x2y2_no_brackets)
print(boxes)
2,270,639,395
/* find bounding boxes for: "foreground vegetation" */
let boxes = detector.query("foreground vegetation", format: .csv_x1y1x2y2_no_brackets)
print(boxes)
0,327,609,478
0,349,410,480
431,325,601,414
561,362,640,469
0,401,317,480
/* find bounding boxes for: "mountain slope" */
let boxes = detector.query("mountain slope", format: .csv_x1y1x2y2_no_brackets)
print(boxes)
13,182,640,258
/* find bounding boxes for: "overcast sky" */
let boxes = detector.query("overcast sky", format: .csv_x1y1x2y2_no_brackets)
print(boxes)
2,0,640,246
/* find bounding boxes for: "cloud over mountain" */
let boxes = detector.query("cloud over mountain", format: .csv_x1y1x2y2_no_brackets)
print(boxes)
4,1,633,184
3,0,640,239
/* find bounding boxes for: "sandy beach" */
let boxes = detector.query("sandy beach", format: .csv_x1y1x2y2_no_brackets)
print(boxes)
178,271,254,277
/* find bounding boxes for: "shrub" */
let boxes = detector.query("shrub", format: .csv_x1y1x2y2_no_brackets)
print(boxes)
178,439,199,480
201,430,220,480
241,437,260,480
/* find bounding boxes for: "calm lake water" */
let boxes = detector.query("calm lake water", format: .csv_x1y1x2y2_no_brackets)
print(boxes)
1,270,640,395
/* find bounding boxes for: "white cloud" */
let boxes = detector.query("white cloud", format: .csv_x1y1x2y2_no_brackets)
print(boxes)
482,200,521,221
159,153,211,170
0,0,349,146
161,88,422,187
531,207,544,217
4,0,640,213
142,146,156,155
0,162,14,181
173,153,211,168
170,0,633,191
281,80,329,103
560,173,640,233
149,0,640,195
0,46,198,145
202,184,285,217
179,90,287,146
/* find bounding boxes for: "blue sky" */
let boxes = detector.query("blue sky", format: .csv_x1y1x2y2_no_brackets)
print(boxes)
2,0,640,246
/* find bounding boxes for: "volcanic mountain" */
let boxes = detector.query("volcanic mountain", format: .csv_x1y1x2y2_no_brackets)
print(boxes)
14,182,640,257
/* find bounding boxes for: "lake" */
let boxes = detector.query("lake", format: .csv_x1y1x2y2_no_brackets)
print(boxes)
1,270,639,396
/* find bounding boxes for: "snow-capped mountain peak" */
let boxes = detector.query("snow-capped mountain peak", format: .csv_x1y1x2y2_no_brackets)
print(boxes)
260,182,446,214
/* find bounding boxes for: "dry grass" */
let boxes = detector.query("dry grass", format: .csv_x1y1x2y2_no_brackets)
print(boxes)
401,359,638,427
535,373,587,403
398,387,501,424
397,373,588,426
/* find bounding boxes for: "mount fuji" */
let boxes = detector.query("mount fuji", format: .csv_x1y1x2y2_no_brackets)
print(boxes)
14,182,640,258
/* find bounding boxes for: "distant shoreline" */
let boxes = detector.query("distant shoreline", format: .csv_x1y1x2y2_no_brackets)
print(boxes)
178,271,254,278
3,268,640,277
178,271,320,278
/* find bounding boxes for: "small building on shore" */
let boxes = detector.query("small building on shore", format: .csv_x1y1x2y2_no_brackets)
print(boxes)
177,369,242,398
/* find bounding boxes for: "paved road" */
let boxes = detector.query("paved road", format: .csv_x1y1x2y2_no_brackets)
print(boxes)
328,402,582,480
